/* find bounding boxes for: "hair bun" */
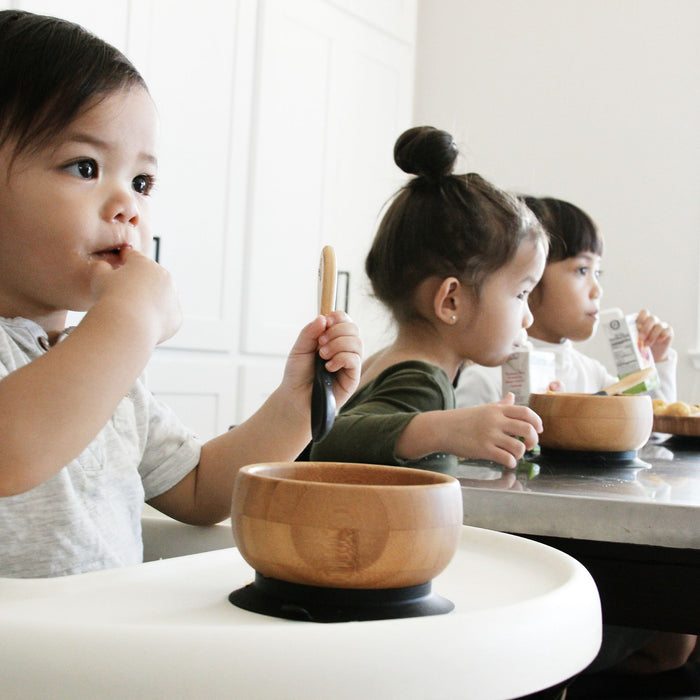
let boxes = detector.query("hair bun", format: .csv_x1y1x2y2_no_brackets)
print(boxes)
393,126,458,180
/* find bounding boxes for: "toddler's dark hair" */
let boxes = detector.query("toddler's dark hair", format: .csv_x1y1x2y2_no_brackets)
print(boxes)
0,10,146,161
366,126,546,321
522,196,602,263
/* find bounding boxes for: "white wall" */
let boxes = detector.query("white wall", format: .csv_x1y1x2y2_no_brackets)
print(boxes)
413,0,700,401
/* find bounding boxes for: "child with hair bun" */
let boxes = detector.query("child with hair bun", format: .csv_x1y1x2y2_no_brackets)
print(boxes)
310,126,547,470
456,196,677,405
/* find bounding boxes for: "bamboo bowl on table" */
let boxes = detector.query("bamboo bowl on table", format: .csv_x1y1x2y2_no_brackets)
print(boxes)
528,393,654,452
231,462,463,590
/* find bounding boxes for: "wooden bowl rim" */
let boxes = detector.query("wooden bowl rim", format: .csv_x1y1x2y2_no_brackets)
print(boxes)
529,392,652,401
529,392,653,417
238,461,457,489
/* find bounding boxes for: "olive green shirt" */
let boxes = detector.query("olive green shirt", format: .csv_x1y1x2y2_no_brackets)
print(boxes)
310,360,457,472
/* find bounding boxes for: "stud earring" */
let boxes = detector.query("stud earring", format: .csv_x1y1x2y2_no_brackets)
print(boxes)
451,315,457,323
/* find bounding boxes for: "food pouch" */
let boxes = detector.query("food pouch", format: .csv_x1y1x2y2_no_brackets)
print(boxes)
501,346,556,405
599,308,659,393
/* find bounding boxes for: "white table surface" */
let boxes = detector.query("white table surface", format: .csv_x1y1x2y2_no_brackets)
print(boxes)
0,526,600,700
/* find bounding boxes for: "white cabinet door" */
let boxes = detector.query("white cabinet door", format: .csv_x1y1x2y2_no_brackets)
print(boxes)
127,0,256,353
241,0,415,359
128,0,255,430
145,354,238,442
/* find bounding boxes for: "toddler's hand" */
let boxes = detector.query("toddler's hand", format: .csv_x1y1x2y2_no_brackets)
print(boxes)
90,247,182,344
284,311,362,409
317,311,363,406
636,309,674,362
446,393,543,469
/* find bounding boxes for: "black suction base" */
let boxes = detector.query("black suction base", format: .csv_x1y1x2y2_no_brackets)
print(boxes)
539,447,641,466
229,573,454,623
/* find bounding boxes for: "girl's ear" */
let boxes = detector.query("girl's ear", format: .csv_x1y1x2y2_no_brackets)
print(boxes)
434,277,462,325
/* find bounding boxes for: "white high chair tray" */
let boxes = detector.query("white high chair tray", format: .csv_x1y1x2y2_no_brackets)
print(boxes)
0,526,601,700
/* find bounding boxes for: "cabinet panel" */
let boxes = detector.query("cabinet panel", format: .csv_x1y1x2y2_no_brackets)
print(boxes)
242,0,414,357
146,355,238,441
242,1,332,355
127,0,253,352
321,21,414,354
237,361,287,424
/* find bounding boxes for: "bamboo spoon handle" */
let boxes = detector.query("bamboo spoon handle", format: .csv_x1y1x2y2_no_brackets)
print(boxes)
318,245,337,315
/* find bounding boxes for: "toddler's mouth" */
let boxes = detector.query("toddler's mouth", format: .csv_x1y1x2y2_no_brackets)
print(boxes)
92,244,131,266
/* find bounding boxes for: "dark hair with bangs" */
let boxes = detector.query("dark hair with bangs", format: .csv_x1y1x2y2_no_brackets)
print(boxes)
365,126,547,322
0,10,147,161
521,196,602,263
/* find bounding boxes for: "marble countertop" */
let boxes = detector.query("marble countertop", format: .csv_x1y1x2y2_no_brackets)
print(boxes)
454,435,700,549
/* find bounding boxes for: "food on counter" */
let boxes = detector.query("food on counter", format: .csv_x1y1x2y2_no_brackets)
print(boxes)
653,399,700,417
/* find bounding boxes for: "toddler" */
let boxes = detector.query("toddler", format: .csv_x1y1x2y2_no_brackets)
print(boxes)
310,126,547,470
0,10,361,578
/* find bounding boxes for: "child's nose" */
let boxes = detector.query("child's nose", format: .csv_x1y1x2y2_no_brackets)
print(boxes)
103,187,139,226
522,303,534,329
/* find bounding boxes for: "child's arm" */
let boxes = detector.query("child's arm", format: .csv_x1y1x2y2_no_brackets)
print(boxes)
147,311,362,525
0,249,181,496
396,393,542,469
636,309,674,363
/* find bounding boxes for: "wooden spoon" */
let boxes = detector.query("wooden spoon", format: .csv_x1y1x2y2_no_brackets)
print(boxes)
594,367,654,395
311,246,337,441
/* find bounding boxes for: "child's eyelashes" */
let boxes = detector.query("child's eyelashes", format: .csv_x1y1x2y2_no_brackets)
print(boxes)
132,173,156,196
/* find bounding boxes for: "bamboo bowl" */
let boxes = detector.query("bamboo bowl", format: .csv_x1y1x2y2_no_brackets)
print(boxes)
231,462,463,590
528,393,654,452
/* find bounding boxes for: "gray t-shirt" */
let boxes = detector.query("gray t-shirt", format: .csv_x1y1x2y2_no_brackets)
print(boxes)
0,317,202,578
